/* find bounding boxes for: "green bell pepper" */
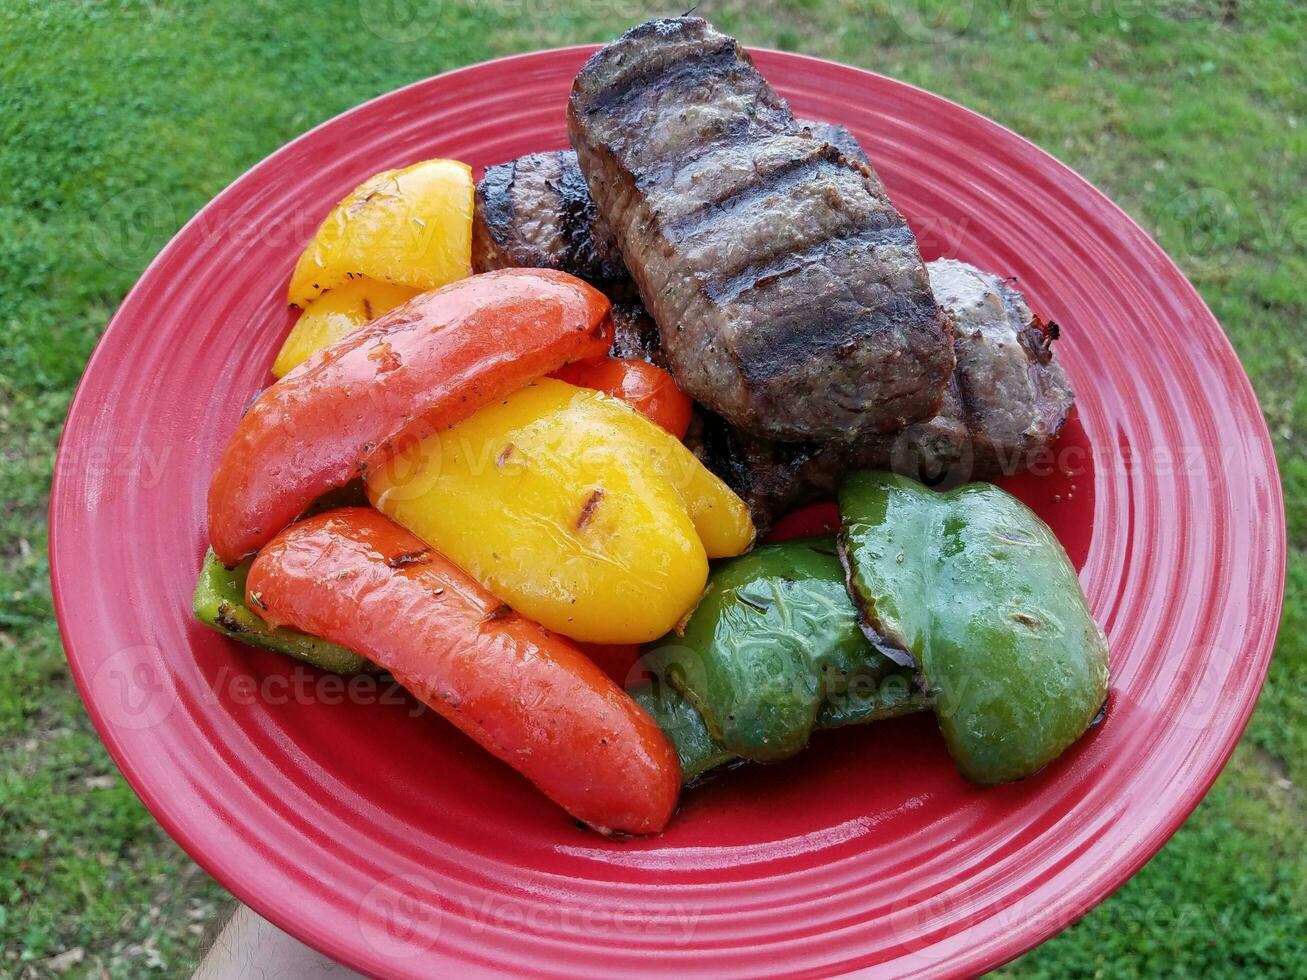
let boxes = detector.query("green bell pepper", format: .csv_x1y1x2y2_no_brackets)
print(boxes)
628,681,739,785
839,472,1110,784
629,669,930,786
192,549,373,675
642,538,924,765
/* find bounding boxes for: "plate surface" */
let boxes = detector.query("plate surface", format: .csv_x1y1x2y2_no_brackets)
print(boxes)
50,46,1284,978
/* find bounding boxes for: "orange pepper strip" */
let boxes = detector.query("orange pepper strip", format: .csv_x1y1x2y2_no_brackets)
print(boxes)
207,270,612,565
553,357,694,438
246,508,680,835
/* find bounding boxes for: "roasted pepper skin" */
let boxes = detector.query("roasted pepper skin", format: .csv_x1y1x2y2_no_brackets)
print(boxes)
553,357,694,438
191,550,372,674
839,472,1110,784
366,379,754,644
207,269,612,565
246,509,680,835
644,538,918,763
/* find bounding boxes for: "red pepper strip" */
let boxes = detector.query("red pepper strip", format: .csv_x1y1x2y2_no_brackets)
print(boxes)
575,642,643,686
208,269,613,565
246,508,681,836
552,357,693,438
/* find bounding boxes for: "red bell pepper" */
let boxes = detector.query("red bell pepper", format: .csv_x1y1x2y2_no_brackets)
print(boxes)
246,508,681,835
575,642,644,686
207,269,613,565
553,357,693,438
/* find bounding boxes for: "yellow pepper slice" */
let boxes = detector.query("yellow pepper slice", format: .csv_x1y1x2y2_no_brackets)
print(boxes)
288,159,474,308
272,278,421,378
365,379,755,644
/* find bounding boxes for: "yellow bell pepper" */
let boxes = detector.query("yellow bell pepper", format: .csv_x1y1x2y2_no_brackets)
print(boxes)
365,379,755,644
272,278,421,378
288,158,474,308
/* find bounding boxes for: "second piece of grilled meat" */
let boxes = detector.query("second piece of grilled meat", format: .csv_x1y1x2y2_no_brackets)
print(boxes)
689,260,1075,528
472,148,633,299
607,302,667,367
567,16,954,443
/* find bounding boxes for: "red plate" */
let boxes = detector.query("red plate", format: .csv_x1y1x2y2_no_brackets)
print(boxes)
51,47,1284,977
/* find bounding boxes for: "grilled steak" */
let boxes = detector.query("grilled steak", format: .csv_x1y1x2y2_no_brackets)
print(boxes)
800,121,872,168
688,260,1075,529
471,149,632,298
472,119,869,295
567,16,954,442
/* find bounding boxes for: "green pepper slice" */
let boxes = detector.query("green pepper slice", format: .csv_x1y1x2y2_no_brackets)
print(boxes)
644,538,918,763
839,472,1110,784
192,549,372,675
628,682,739,785
629,657,928,786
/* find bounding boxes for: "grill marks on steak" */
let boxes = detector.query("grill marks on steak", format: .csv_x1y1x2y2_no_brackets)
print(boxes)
471,19,1072,531
470,154,667,368
471,118,871,296
567,16,954,442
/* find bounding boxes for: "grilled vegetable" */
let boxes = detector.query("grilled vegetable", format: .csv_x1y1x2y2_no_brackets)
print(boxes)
246,508,681,835
627,681,737,785
191,549,371,674
207,269,612,565
629,672,931,787
553,356,693,438
272,278,421,378
288,159,474,307
839,472,1110,784
642,538,918,762
365,378,754,643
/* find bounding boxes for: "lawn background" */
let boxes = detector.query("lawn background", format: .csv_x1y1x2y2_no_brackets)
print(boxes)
1,0,1302,975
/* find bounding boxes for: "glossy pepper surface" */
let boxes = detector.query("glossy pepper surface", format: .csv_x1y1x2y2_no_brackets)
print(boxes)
629,674,927,786
838,472,1110,784
288,158,474,307
245,508,680,835
627,682,738,785
365,378,754,644
643,538,920,763
207,269,612,565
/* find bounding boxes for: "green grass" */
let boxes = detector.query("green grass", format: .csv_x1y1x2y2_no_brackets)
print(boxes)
1,0,1302,975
